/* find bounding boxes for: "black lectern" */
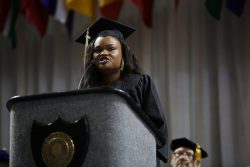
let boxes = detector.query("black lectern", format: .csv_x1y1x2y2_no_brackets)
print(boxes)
7,88,164,167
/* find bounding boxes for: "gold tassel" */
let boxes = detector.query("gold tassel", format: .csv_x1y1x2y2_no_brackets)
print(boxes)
83,28,91,70
195,144,202,161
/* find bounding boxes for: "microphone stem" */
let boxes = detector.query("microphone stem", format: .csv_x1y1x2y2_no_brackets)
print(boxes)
78,62,94,89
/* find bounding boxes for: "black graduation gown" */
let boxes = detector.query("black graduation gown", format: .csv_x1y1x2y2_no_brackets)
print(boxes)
111,73,168,165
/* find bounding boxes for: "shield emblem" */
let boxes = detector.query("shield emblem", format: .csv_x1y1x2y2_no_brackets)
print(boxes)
31,116,89,167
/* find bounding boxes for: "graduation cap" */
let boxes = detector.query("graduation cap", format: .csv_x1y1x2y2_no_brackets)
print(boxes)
75,17,135,45
171,138,208,160
0,149,9,162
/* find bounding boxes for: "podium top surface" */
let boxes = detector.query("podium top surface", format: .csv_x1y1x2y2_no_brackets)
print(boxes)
6,87,165,146
7,88,126,110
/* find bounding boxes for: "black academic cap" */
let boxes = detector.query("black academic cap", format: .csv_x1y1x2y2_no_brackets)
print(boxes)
0,150,9,162
171,138,208,159
75,17,135,44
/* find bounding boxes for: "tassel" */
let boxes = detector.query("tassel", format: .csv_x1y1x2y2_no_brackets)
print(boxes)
195,144,202,161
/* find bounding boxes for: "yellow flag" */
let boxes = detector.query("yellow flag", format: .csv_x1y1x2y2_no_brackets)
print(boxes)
66,0,96,21
99,0,116,7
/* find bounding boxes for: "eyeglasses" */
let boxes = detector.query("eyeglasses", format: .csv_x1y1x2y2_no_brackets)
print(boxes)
173,152,194,160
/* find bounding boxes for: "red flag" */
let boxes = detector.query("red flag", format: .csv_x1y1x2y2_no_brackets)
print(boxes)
21,0,49,36
175,0,180,11
0,0,11,32
99,0,123,20
129,0,154,28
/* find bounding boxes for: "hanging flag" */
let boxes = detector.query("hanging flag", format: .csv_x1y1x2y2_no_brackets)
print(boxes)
99,0,123,20
175,0,180,11
40,0,57,15
66,0,96,22
54,0,68,23
0,0,11,32
226,0,246,17
2,0,20,48
129,0,154,28
205,0,223,20
21,0,49,37
55,0,74,36
41,0,74,36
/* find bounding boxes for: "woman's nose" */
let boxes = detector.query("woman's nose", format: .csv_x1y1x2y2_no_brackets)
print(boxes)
100,49,108,55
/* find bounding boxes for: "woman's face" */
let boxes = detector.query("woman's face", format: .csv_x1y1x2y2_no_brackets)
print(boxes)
93,36,122,74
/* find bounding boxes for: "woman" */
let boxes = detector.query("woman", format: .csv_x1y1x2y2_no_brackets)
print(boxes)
76,17,168,166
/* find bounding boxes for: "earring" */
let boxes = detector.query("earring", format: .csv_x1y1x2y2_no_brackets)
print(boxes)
120,59,124,71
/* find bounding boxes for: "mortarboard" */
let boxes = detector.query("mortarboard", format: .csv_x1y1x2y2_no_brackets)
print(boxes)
0,149,9,162
75,17,135,45
171,138,208,160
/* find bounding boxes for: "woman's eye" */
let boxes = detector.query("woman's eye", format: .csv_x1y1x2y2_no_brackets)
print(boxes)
108,47,115,51
94,48,101,53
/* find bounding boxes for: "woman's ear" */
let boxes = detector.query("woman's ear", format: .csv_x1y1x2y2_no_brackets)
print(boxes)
120,58,124,71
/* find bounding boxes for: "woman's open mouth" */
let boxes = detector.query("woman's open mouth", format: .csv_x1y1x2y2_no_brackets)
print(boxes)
99,56,110,64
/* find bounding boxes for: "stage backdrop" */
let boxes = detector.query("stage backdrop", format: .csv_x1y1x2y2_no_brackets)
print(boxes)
1,0,250,166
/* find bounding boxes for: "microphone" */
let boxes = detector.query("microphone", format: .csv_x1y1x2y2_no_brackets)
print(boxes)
77,59,96,89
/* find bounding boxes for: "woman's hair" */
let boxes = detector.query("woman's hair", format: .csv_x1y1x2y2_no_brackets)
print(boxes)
80,38,140,88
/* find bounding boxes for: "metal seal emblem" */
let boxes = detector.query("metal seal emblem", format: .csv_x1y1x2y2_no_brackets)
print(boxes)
41,132,75,167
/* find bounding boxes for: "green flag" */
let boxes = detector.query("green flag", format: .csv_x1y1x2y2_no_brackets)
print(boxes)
205,0,223,20
8,0,20,48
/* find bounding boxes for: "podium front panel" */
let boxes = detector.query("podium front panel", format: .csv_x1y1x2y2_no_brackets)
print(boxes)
8,90,156,167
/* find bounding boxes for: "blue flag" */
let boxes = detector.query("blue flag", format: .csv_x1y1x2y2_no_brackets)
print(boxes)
227,0,246,17
40,0,57,15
